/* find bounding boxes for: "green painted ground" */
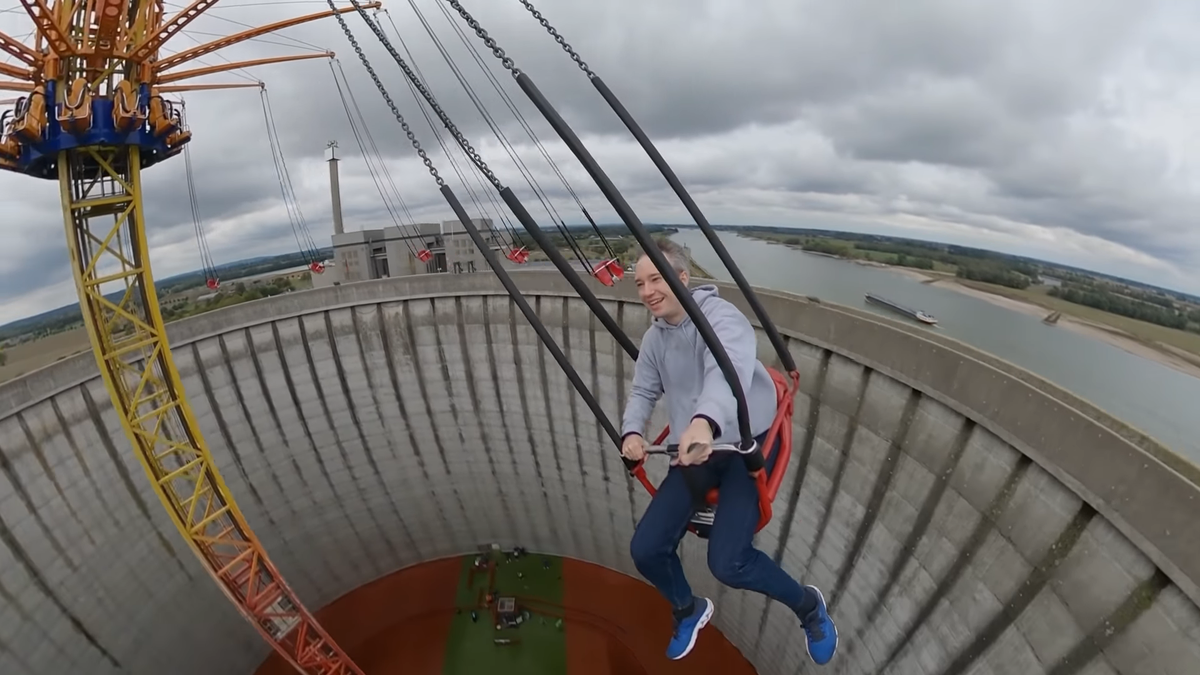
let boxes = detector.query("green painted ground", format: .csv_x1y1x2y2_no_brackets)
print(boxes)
442,550,568,674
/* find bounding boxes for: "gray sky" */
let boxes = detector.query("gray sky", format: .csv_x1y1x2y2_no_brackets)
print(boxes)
2,0,1198,325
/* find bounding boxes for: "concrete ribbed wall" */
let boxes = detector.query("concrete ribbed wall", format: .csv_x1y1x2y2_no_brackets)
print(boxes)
0,271,1198,675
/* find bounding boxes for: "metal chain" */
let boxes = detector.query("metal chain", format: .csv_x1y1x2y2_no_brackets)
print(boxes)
348,0,503,190
515,0,594,78
325,0,444,186
442,0,520,77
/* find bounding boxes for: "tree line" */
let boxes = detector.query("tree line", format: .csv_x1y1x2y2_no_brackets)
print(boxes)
956,264,1033,289
779,236,937,272
514,226,676,264
1048,284,1196,331
854,240,1041,280
749,227,1200,330
2,250,330,342
161,277,296,322
771,233,1041,289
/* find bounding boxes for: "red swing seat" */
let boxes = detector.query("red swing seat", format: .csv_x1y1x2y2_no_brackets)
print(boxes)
590,258,624,286
632,367,800,537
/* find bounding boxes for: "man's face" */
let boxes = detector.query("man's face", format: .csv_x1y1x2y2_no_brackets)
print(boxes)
635,254,688,322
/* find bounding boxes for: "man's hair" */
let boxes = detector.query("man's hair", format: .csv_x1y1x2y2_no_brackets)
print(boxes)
641,237,689,275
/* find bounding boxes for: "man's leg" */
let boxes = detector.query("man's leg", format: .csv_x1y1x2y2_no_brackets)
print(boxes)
630,465,717,659
706,437,839,665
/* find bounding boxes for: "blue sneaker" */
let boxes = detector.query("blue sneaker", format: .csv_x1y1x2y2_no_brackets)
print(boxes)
666,597,714,660
800,586,838,665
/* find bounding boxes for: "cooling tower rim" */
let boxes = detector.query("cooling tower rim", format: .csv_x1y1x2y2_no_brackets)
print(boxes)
2,269,1197,608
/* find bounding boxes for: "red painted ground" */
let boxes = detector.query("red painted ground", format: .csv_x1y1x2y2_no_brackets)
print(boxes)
253,555,758,674
253,557,461,675
562,558,757,674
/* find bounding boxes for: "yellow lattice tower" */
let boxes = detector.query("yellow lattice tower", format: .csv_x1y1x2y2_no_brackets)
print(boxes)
0,2,379,672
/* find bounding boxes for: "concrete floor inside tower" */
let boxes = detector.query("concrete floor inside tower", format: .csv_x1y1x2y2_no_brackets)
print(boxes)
253,551,757,674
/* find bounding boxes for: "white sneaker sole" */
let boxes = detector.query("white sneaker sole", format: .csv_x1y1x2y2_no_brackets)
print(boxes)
670,598,715,660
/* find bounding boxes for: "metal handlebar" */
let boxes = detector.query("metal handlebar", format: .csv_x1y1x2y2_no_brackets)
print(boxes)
644,441,759,457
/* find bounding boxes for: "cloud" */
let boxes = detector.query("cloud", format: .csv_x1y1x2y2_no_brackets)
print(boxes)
2,0,1200,325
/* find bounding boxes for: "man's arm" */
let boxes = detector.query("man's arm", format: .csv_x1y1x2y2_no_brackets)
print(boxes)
691,300,759,438
621,332,663,439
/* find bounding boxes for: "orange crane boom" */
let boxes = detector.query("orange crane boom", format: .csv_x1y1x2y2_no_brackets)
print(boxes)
155,3,380,72
158,52,335,84
157,81,265,93
0,29,40,67
0,61,34,81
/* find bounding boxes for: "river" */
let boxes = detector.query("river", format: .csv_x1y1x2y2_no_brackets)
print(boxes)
669,229,1200,464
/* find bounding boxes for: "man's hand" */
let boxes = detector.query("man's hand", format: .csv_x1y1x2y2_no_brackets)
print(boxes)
621,433,646,462
673,417,714,466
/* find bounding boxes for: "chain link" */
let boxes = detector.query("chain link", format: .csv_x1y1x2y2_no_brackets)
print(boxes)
325,0,444,186
443,0,519,76
347,0,503,190
515,0,594,78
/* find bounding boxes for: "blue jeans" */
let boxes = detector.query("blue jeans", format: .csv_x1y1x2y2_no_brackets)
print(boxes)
630,431,806,612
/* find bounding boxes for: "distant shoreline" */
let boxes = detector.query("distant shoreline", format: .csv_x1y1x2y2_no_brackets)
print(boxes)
744,233,1200,381
878,267,1200,381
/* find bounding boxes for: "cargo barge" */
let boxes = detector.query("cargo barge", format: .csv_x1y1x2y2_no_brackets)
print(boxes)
864,293,938,325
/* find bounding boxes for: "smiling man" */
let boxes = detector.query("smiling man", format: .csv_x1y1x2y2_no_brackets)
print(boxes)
620,238,838,665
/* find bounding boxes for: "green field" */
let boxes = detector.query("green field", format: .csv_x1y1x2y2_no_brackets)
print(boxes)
442,551,567,673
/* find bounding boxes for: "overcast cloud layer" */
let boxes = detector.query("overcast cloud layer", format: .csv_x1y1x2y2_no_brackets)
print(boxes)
2,0,1199,324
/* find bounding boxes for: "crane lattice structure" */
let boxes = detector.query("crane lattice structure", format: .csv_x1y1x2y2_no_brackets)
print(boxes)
0,2,380,673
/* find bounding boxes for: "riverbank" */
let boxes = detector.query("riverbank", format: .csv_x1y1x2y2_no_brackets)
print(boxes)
881,267,1200,380
881,266,937,282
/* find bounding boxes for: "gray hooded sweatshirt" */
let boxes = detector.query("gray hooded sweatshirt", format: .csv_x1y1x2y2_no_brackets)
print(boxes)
621,284,778,445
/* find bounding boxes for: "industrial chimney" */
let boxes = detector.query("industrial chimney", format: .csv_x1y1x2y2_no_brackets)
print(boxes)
326,140,344,236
